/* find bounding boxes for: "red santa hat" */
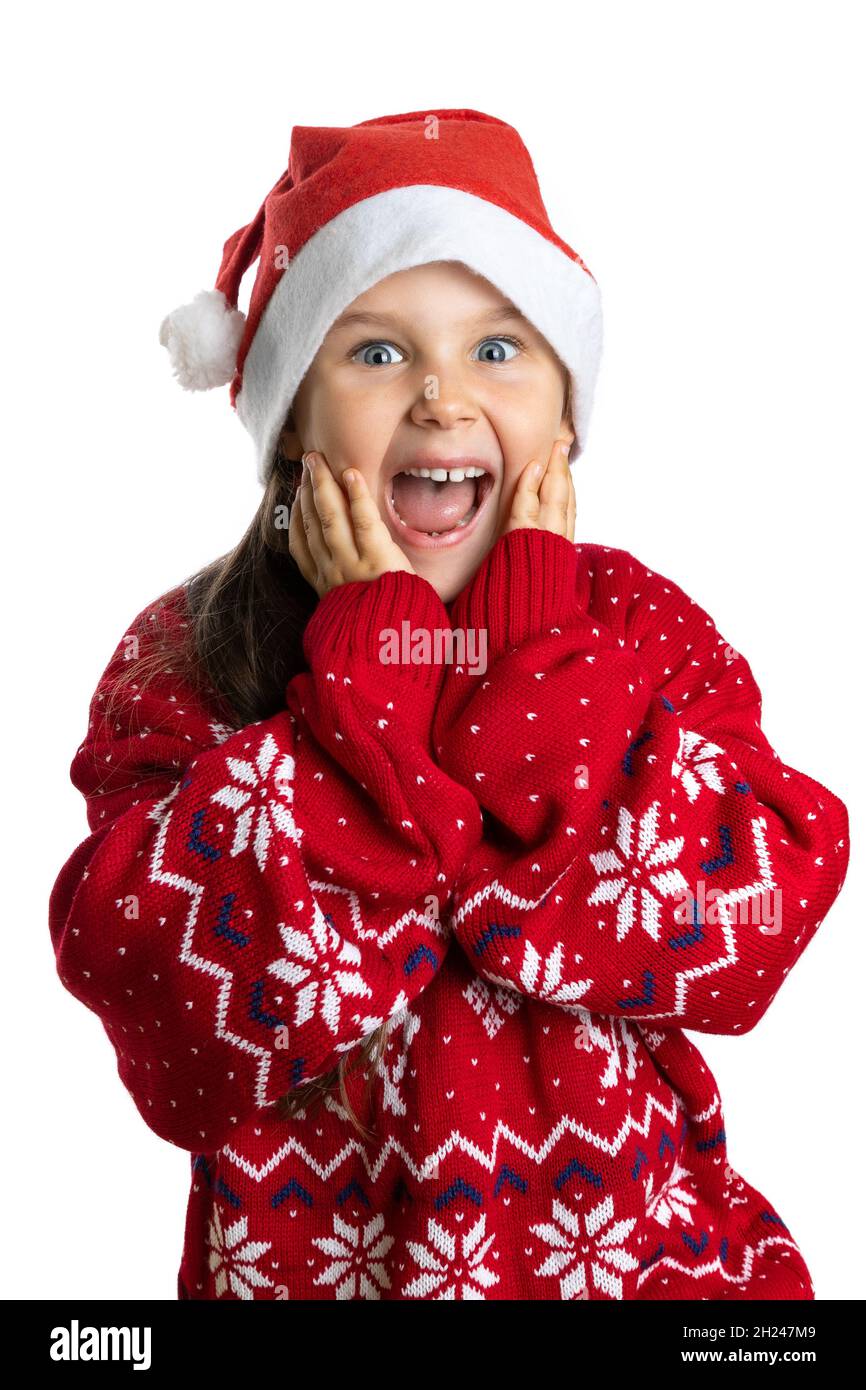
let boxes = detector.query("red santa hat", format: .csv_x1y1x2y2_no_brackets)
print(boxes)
159,108,602,485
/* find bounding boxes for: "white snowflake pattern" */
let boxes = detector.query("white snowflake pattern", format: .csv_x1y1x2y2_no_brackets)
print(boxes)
267,898,374,1034
463,974,522,1040
517,939,592,1005
573,1007,640,1090
207,1206,273,1300
644,1157,699,1228
530,1193,639,1300
311,1212,394,1298
671,729,727,804
375,1008,422,1117
402,1213,500,1299
208,719,237,746
211,730,302,871
587,801,690,941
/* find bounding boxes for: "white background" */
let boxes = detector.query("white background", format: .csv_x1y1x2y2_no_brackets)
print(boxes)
4,0,863,1300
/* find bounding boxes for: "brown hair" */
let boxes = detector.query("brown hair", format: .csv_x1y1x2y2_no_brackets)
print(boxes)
102,442,393,1141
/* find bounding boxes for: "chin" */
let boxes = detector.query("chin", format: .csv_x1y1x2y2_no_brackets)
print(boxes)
414,539,494,608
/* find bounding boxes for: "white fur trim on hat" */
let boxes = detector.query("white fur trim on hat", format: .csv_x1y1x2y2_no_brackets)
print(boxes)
159,288,246,391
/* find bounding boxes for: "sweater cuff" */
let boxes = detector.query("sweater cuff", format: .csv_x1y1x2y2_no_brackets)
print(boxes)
301,569,451,736
446,527,583,656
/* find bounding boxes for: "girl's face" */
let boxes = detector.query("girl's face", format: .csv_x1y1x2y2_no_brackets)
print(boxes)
279,259,575,604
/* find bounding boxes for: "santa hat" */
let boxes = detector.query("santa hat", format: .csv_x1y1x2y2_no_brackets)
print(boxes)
159,109,602,485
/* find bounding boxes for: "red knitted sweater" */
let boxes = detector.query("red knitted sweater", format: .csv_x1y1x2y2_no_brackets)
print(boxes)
49,528,849,1300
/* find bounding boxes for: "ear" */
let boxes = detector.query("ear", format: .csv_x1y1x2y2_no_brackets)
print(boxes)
278,411,304,460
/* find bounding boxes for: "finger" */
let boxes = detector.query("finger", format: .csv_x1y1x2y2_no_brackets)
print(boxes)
294,458,328,589
537,439,572,537
340,467,391,562
504,457,545,532
565,467,576,543
288,467,319,589
305,452,361,566
296,455,331,576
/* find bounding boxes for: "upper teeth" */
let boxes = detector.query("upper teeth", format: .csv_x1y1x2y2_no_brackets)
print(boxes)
399,466,486,482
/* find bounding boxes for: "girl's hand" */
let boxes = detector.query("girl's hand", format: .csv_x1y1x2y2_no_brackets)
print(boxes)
289,451,416,598
501,437,576,543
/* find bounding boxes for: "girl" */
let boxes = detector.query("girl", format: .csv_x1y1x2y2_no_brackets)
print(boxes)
50,109,850,1301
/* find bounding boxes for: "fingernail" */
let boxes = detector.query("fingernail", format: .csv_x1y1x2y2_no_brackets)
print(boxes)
559,441,570,457
533,462,544,479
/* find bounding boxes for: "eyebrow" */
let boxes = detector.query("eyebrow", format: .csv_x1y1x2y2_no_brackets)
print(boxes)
329,303,531,333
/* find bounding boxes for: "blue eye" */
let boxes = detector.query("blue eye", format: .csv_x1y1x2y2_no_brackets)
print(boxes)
350,334,526,367
351,341,405,366
474,336,523,363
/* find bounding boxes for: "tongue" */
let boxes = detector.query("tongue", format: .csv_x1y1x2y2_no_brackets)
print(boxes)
392,474,477,533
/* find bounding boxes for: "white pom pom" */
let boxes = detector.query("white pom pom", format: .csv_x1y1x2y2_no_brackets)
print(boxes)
158,288,246,391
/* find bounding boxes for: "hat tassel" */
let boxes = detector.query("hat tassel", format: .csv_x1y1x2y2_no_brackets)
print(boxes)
158,170,286,392
158,288,246,391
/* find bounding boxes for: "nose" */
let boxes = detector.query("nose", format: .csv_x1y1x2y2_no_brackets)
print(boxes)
408,365,479,431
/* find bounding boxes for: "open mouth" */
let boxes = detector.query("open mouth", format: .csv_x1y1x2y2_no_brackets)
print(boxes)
386,463,496,548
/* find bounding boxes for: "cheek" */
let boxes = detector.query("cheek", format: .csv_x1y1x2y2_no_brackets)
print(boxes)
490,411,547,463
312,387,394,459
495,402,564,483
494,374,566,434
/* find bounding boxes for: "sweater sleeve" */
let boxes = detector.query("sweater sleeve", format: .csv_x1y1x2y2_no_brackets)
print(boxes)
434,528,850,1035
49,573,481,1153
